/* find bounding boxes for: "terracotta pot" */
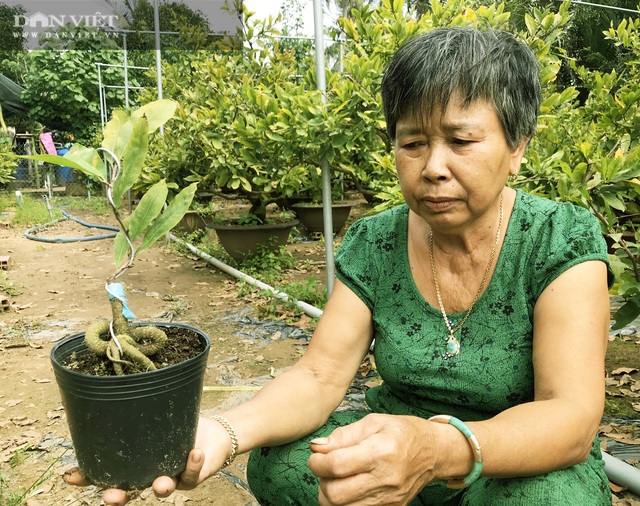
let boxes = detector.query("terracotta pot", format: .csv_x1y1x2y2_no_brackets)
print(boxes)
291,202,353,235
211,219,299,260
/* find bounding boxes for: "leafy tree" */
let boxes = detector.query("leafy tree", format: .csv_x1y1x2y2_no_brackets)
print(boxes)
107,0,215,53
0,2,28,85
325,0,369,18
273,0,315,77
483,0,640,88
520,9,640,328
21,23,129,142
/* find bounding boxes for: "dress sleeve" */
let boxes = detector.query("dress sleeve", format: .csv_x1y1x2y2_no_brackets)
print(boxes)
335,218,377,310
531,203,612,298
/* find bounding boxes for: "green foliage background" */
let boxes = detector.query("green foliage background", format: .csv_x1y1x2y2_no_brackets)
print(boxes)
0,0,638,325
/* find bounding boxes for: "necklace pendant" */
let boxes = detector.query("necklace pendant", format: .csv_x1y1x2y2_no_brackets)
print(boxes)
444,335,460,359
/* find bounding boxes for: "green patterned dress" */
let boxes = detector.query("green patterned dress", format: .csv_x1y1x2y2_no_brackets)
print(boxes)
247,190,612,505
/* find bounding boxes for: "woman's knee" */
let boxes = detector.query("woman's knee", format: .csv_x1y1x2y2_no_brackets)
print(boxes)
246,412,369,505
460,463,611,505
247,441,319,506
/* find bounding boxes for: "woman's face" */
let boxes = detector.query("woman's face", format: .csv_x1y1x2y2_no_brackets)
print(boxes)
394,94,528,233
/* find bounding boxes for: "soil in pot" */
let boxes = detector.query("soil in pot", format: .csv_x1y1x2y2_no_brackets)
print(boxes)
63,325,203,375
51,322,210,490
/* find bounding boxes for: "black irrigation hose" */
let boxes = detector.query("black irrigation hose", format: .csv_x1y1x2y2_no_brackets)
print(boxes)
24,209,119,243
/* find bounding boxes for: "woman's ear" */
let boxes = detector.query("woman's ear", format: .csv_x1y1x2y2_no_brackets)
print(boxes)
510,136,531,172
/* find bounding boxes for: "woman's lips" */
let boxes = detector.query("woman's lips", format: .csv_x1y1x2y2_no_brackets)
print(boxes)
421,197,457,211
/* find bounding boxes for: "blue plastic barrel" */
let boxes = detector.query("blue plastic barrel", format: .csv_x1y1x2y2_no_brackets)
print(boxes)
56,147,73,184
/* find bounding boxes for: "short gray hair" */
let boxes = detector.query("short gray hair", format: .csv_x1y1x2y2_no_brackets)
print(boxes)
381,27,541,149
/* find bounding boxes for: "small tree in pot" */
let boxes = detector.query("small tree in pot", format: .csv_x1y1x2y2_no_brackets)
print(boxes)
22,99,210,490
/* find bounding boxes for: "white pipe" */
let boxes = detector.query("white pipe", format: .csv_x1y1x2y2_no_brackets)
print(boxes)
168,234,324,319
602,451,640,496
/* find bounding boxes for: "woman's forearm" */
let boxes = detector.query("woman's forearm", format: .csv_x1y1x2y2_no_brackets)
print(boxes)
215,364,348,455
433,397,603,482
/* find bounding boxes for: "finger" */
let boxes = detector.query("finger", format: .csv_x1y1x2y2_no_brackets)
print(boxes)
310,414,383,454
309,436,383,479
152,475,178,498
62,468,90,487
102,488,130,506
318,486,331,506
319,473,388,506
175,448,205,490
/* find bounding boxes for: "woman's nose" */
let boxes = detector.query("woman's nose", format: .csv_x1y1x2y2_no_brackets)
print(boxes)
421,144,450,182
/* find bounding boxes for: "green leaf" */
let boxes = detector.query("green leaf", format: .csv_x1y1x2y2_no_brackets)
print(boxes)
102,110,133,160
113,180,168,268
131,100,178,134
524,13,537,36
18,148,107,183
611,296,640,331
138,183,197,254
127,180,168,242
112,116,149,207
602,193,626,212
113,229,129,270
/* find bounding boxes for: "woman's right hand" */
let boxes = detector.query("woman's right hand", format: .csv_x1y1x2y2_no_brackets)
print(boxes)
153,416,229,496
64,416,231,506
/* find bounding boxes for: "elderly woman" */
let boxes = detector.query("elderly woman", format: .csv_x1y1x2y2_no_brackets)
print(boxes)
67,27,612,505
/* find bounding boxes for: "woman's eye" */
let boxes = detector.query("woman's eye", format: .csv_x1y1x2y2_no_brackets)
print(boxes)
452,138,471,146
403,142,422,149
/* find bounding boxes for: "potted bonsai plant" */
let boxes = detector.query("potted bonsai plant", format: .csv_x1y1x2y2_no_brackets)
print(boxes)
22,99,210,490
144,11,319,260
287,164,357,236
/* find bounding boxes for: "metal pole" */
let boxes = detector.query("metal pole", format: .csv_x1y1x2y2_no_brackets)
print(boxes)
153,0,164,134
312,0,335,296
123,33,129,108
97,64,105,129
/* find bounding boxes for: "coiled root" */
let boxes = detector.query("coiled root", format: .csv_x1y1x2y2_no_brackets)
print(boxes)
84,299,168,375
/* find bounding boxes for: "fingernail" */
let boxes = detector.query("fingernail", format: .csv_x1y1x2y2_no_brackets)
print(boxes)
192,451,202,464
310,437,328,445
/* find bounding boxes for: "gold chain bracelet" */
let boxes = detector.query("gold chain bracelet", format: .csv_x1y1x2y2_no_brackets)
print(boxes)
212,415,239,468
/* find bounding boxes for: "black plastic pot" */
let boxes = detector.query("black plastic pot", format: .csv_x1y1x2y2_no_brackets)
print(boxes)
50,322,210,490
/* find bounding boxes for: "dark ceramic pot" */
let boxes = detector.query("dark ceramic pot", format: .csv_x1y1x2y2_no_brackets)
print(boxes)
291,202,353,235
211,219,298,260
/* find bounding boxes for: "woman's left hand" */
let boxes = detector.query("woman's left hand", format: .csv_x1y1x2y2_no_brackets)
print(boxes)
308,413,437,506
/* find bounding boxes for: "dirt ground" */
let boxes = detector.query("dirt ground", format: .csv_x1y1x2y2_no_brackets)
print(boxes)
0,209,324,506
1,205,639,506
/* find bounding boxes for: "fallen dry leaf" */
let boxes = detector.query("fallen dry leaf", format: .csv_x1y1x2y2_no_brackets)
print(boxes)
610,481,626,493
46,410,63,420
612,367,639,375
28,481,54,497
269,331,281,341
